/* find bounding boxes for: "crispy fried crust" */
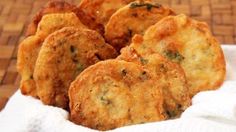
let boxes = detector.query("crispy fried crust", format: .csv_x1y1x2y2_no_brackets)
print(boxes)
17,36,43,97
78,0,135,35
26,0,79,36
69,60,165,130
118,47,190,117
36,12,86,39
17,13,86,98
105,1,175,51
128,14,226,97
34,27,118,109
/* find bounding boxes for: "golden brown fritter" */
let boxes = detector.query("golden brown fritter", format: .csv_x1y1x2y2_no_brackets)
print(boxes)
69,60,165,130
118,47,190,117
105,1,175,51
17,36,43,97
34,27,118,109
36,12,86,39
17,13,86,98
26,0,80,36
126,14,226,97
78,0,135,35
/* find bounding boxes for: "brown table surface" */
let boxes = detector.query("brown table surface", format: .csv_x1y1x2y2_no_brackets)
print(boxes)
0,0,236,111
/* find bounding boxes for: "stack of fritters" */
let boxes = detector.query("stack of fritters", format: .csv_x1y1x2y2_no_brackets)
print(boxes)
17,1,118,108
17,0,226,131
17,12,86,98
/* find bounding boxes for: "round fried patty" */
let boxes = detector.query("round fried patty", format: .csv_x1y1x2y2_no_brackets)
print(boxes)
17,13,86,98
118,47,190,117
69,60,165,130
126,14,226,97
105,1,175,51
17,35,43,97
34,27,118,109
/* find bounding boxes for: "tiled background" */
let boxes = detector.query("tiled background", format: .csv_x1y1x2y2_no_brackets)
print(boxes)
0,0,235,110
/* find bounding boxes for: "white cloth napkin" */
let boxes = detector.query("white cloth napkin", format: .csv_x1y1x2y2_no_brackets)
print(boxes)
0,45,236,132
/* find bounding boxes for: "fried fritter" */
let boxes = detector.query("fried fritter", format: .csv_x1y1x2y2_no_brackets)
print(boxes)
34,27,118,109
69,60,165,130
127,14,226,97
78,0,135,35
105,1,175,51
26,0,79,36
36,12,86,39
17,13,86,97
17,36,43,97
118,47,190,117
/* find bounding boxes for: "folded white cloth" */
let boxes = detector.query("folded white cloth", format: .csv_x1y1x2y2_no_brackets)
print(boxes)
0,45,236,132
223,45,236,80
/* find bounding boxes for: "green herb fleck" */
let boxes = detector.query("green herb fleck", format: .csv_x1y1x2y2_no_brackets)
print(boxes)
130,2,139,8
146,4,152,10
164,50,184,63
166,110,177,118
100,96,111,105
76,63,84,73
140,57,148,65
130,2,162,11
